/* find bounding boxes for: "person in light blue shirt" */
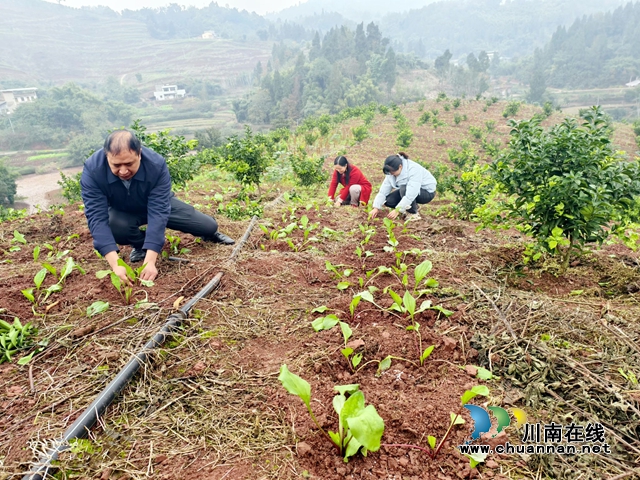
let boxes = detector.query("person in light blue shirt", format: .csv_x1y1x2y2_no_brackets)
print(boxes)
369,152,437,221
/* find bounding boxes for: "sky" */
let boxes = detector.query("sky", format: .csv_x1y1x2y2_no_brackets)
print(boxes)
43,0,307,15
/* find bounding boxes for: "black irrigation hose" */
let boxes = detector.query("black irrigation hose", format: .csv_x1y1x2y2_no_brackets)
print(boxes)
23,216,260,480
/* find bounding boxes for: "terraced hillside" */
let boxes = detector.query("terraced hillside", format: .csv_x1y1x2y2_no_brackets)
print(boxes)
0,0,271,87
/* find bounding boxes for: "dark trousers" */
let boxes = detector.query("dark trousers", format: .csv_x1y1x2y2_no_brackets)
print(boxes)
384,186,436,213
109,197,218,249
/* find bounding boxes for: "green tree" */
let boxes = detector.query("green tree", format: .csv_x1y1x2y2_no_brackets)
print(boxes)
490,106,640,272
467,52,480,72
194,127,223,150
527,49,547,104
478,51,490,72
0,161,17,205
434,49,452,74
219,126,273,192
309,31,322,61
129,120,199,190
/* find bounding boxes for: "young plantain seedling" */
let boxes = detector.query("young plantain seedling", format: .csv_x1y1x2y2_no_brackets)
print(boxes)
278,365,385,462
96,259,154,304
311,315,362,371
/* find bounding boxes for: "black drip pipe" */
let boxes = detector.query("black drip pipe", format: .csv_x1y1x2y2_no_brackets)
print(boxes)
22,212,261,479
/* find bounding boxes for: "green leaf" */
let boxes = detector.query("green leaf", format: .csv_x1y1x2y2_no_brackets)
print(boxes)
95,270,112,279
344,434,363,460
431,305,454,317
17,351,36,365
21,288,36,303
414,260,433,285
117,259,135,281
378,356,392,374
551,226,563,237
465,451,489,468
33,269,47,289
425,278,439,288
87,301,110,317
570,290,584,296
337,281,351,290
140,279,154,287
420,345,435,363
333,394,346,416
450,412,465,425
461,385,490,405
476,367,493,380
358,291,374,303
403,291,416,317
311,305,328,313
343,269,353,277
42,263,57,278
352,352,363,368
388,288,402,307
333,384,360,395
311,314,340,332
341,347,353,359
12,230,26,244
328,430,342,448
428,435,437,449
340,322,352,344
278,365,311,409
346,404,385,452
33,246,41,262
350,296,361,316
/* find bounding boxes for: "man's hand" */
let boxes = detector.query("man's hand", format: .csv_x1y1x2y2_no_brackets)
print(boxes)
387,209,401,220
369,208,380,219
104,251,132,286
139,250,159,282
139,263,158,282
334,199,342,207
113,265,132,286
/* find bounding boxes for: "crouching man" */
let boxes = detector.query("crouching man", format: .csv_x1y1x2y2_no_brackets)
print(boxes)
81,129,234,284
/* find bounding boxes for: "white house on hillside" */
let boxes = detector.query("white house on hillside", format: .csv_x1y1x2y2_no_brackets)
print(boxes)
1,87,38,113
625,78,640,88
153,85,186,101
202,31,217,39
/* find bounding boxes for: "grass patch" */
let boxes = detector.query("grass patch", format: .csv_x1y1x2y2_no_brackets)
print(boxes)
27,152,68,161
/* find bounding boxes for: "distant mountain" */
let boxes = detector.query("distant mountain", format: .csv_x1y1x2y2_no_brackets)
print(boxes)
0,0,272,85
267,0,440,24
380,0,628,60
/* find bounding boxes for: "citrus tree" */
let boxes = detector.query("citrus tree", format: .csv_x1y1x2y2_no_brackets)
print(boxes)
218,126,273,193
491,106,640,271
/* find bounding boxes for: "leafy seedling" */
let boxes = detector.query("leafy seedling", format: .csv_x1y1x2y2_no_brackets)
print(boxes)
0,317,38,364
96,259,154,304
278,365,385,462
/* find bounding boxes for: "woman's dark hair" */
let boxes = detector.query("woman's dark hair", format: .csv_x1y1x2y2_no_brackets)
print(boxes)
104,129,142,156
382,154,403,174
334,155,351,184
398,151,409,159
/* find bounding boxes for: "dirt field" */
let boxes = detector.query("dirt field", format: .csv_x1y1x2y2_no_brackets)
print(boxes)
0,99,638,480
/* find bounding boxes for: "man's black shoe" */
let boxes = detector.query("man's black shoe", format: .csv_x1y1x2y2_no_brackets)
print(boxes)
203,232,235,245
130,248,146,263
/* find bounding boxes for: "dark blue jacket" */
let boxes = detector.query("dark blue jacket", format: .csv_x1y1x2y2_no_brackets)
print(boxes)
80,146,172,256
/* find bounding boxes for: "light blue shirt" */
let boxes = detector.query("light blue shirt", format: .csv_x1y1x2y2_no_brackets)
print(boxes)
372,158,437,211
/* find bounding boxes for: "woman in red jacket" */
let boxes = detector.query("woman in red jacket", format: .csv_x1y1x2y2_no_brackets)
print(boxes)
327,156,372,207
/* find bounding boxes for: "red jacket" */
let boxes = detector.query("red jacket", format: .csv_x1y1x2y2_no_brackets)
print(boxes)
328,164,372,205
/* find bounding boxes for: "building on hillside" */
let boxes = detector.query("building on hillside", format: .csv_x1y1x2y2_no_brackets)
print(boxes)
153,85,186,101
201,31,217,39
625,78,640,88
1,87,38,113
0,101,8,114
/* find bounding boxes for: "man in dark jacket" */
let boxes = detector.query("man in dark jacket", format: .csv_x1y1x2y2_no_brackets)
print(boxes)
81,130,234,283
